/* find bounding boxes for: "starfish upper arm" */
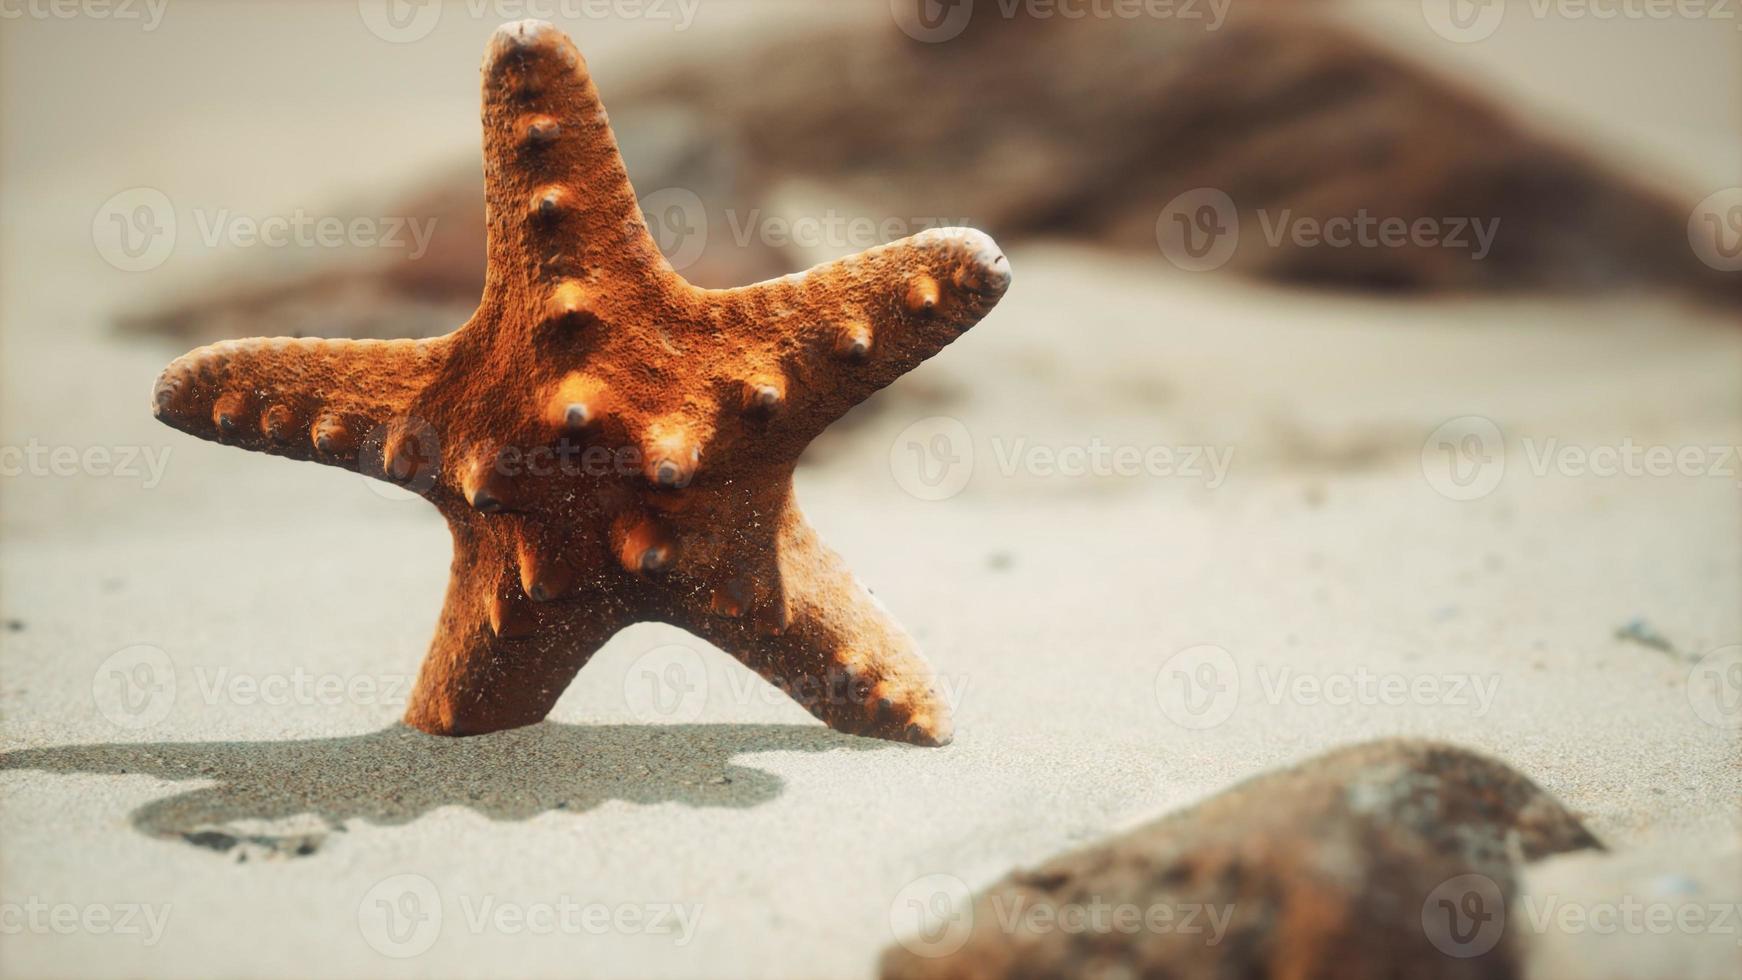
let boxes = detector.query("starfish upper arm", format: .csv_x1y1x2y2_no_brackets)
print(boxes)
151,336,447,478
714,228,1012,449
475,19,672,312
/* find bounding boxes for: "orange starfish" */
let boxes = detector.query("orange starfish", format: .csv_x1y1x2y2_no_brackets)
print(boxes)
150,19,1009,746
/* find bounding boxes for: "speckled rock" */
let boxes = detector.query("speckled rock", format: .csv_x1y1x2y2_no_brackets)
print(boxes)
881,740,1603,980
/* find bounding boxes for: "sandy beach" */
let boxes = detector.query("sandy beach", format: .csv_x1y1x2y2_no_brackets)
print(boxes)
2,2,1739,977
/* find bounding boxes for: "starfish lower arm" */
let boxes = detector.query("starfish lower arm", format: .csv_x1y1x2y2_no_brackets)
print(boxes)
682,503,952,744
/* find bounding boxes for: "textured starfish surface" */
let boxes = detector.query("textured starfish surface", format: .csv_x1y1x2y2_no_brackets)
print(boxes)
151,19,1010,746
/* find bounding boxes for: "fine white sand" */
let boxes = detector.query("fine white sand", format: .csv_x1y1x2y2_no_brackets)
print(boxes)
2,3,1738,978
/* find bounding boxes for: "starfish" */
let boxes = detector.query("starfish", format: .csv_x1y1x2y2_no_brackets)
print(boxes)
150,19,1010,746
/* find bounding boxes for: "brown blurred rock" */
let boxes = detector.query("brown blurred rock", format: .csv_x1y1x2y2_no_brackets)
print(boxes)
120,1,1738,346
879,740,1602,980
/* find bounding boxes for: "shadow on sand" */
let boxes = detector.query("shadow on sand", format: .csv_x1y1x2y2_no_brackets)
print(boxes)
0,722,885,857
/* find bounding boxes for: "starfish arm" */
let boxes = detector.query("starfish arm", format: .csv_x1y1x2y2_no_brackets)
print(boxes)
404,521,627,735
682,511,955,746
476,19,672,314
152,336,447,475
711,227,1011,451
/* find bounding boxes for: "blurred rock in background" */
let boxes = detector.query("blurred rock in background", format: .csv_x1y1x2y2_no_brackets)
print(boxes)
118,0,1739,347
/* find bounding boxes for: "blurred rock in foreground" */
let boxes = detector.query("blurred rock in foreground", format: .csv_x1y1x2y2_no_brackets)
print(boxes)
879,739,1602,980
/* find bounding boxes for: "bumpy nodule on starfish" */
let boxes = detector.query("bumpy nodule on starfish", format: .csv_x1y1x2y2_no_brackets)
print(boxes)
151,20,1010,746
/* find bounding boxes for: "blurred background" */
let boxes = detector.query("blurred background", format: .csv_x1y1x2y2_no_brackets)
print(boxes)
1,2,1738,978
